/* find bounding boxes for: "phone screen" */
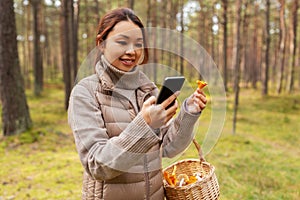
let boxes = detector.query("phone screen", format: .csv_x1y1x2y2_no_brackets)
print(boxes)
156,76,185,109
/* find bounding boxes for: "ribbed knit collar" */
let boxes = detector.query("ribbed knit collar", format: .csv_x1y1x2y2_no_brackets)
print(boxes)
96,55,142,90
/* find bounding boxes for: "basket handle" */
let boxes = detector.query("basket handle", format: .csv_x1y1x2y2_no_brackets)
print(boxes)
192,138,206,163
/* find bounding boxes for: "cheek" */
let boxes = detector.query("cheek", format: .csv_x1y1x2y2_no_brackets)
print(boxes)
136,49,143,56
136,49,143,59
104,43,124,62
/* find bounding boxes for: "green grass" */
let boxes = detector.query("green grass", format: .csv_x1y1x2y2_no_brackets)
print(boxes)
1,84,300,199
167,88,300,200
0,83,83,199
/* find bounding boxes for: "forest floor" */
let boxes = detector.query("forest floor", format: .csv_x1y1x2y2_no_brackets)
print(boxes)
0,82,299,200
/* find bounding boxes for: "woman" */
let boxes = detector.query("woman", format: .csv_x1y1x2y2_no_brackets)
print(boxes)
68,7,207,200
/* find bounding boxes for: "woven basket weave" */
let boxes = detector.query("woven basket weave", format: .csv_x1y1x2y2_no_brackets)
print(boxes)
163,139,220,200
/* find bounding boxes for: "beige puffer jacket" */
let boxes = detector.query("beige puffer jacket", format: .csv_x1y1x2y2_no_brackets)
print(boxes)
68,57,200,200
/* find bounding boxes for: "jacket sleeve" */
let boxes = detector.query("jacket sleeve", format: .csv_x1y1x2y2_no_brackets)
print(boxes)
161,100,201,158
68,79,161,181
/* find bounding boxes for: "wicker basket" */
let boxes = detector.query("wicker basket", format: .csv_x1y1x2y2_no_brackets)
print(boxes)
163,139,220,200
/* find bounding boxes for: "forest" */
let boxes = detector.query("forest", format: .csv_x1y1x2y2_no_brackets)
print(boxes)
0,0,299,135
0,0,300,199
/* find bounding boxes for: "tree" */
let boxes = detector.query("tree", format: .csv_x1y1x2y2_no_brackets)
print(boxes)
250,3,260,89
128,0,135,9
25,2,32,88
31,0,44,96
61,0,78,110
0,0,32,135
276,0,287,94
241,1,249,86
73,0,80,81
168,0,179,72
151,0,158,83
146,0,158,82
262,0,271,96
179,0,184,75
232,0,242,134
286,0,298,93
159,0,167,63
83,0,90,54
221,0,228,92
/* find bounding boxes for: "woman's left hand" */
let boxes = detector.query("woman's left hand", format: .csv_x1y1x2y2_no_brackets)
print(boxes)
186,88,207,114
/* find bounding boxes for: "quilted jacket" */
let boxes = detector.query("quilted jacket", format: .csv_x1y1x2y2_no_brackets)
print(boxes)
68,56,200,200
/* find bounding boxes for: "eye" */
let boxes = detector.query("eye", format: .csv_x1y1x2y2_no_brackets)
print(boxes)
135,43,143,48
116,41,127,45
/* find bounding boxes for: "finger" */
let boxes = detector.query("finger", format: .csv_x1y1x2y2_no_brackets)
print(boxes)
194,97,206,109
144,96,156,106
161,91,180,109
164,115,173,124
200,94,207,104
165,100,178,114
194,93,207,104
199,101,206,110
193,92,207,104
164,102,178,121
196,88,206,96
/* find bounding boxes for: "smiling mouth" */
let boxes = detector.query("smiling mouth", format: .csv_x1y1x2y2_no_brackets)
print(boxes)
120,58,135,66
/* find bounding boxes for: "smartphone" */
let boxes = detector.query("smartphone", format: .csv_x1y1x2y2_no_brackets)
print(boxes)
156,76,185,109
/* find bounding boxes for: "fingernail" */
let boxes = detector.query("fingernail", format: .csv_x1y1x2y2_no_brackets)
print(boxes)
174,91,180,96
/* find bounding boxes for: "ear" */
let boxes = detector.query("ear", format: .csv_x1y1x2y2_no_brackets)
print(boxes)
96,34,105,48
97,39,105,53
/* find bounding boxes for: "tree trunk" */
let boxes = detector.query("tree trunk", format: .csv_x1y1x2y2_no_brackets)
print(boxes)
0,0,32,136
20,3,27,84
106,0,112,10
42,2,51,81
146,0,151,27
84,0,89,54
286,0,298,93
72,0,78,83
93,0,100,24
151,0,158,83
160,0,167,63
167,0,175,73
262,0,271,96
251,3,260,89
276,0,286,94
31,0,44,96
241,1,249,87
128,0,134,9
61,0,72,110
198,1,206,80
179,0,184,75
232,0,242,135
69,0,76,107
211,3,215,63
25,3,32,88
222,0,228,91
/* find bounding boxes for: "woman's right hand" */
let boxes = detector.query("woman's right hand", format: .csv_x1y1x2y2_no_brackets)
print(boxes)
141,92,179,129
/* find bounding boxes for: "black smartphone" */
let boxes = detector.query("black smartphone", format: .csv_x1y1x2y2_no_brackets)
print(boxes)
156,76,185,109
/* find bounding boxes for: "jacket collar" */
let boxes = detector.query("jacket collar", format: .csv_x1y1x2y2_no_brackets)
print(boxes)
95,55,156,93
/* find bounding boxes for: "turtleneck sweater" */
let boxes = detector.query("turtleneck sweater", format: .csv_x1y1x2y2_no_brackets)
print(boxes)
98,55,143,90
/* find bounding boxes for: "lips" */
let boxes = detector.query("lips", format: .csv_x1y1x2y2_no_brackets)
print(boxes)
120,58,135,66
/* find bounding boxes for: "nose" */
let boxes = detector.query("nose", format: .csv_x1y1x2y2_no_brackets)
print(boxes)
125,44,135,55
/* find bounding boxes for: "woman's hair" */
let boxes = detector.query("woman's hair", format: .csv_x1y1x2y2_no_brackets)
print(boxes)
96,8,148,64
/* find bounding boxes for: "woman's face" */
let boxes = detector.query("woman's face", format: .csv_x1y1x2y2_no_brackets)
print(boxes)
103,20,144,72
